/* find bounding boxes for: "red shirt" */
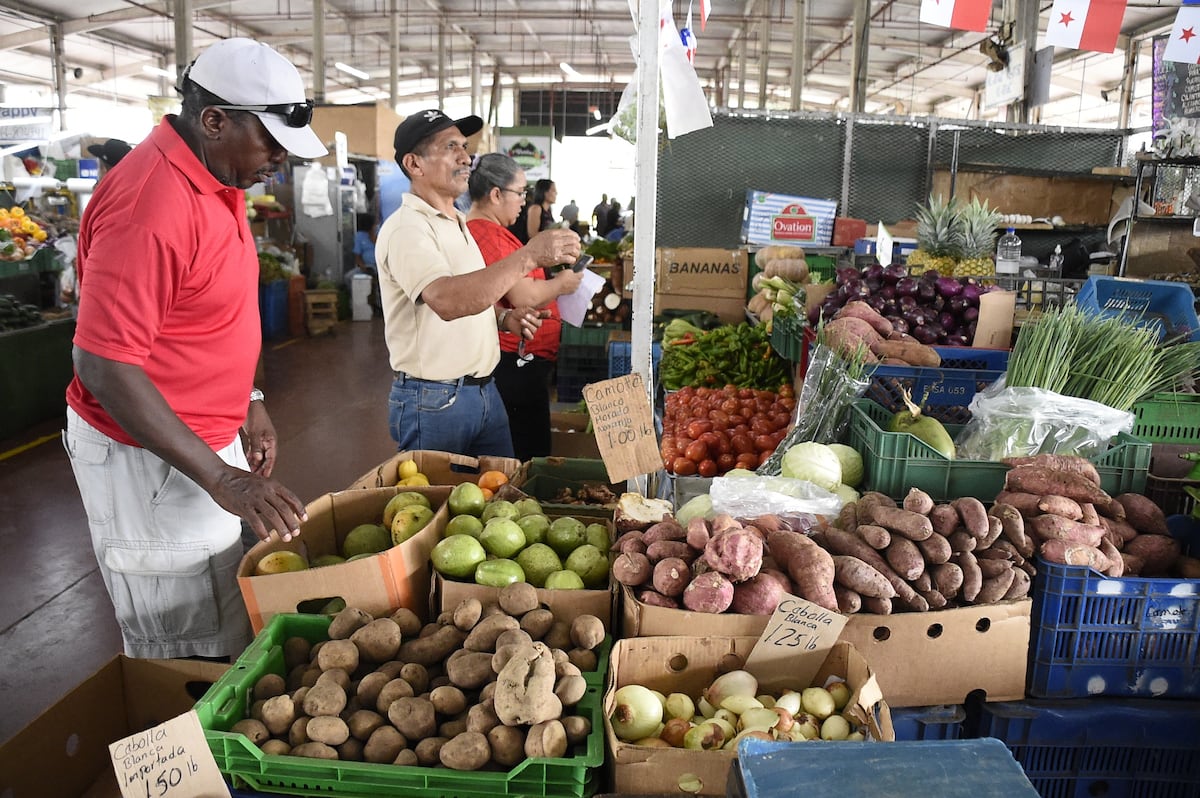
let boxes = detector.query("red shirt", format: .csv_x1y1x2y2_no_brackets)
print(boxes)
67,116,260,448
466,218,562,361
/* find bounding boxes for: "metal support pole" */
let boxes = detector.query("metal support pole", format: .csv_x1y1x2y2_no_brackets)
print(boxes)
790,0,806,111
51,24,67,129
312,0,326,103
173,0,193,80
849,0,869,113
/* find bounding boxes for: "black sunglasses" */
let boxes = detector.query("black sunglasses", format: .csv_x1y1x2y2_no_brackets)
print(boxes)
213,99,314,128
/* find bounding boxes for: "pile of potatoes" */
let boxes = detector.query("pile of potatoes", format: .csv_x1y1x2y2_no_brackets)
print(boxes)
229,583,604,771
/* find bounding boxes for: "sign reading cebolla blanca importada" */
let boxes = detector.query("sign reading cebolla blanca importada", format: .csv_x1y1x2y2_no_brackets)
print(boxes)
497,126,553,182
582,373,661,483
108,710,230,798
742,190,837,247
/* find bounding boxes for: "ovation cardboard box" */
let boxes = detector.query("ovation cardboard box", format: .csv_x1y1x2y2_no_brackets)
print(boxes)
604,636,893,796
238,486,450,632
620,586,1031,707
0,656,228,798
346,449,521,491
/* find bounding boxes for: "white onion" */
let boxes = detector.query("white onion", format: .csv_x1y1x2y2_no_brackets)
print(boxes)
703,670,758,708
610,685,665,742
665,692,696,721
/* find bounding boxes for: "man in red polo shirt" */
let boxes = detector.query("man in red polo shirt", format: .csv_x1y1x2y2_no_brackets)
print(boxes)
63,38,324,660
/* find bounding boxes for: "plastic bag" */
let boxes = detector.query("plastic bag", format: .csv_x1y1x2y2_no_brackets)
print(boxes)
709,472,842,520
953,379,1135,461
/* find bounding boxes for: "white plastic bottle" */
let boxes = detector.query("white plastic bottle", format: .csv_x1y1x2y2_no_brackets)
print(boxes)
995,227,1022,290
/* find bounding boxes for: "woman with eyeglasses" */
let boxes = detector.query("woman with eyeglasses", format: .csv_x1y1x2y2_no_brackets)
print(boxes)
466,155,584,461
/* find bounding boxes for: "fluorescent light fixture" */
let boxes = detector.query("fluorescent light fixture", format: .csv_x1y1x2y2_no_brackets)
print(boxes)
142,65,174,79
335,61,371,81
585,121,612,136
591,107,602,120
559,62,582,79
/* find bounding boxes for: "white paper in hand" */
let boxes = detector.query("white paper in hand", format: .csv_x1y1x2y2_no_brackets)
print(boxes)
557,268,606,327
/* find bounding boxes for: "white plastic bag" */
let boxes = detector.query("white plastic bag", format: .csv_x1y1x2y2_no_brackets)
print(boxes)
709,472,842,520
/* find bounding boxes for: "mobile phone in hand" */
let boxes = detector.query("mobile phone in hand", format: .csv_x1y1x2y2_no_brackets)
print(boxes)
572,254,595,272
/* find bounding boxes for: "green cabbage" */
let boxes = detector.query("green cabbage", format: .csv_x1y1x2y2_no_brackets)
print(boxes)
779,442,842,491
827,444,864,488
675,493,714,526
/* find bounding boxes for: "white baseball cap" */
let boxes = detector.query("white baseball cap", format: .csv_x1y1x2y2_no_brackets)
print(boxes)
188,38,328,159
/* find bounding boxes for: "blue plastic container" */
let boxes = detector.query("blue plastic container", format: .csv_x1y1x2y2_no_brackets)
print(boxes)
977,698,1200,798
607,340,662,379
865,346,1009,425
889,704,966,741
258,279,289,340
1075,276,1200,343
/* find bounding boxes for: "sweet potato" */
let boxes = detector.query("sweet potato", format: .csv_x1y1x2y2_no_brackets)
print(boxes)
989,539,1025,566
834,585,862,614
855,523,892,550
1123,534,1181,576
861,595,893,615
1005,466,1111,506
636,589,679,609
1099,515,1138,543
703,526,764,582
976,559,1014,579
951,497,989,539
991,503,1033,558
610,530,645,553
838,300,894,338
953,552,983,602
993,491,1044,518
1174,555,1200,579
612,552,652,587
836,502,859,531
870,338,941,367
975,569,1017,604
1039,540,1109,570
1079,503,1100,527
821,527,928,612
1004,568,1032,600
1028,515,1105,547
885,537,925,581
929,504,960,537
833,555,897,599
919,589,948,610
1094,496,1127,521
915,533,952,565
645,539,693,563
731,572,789,615
824,316,883,360
911,571,933,592
1099,538,1124,577
861,491,898,509
931,562,964,600
643,519,687,544
1121,552,1145,575
1001,454,1100,486
948,530,976,553
980,515,1004,549
685,517,711,551
1115,493,1169,536
902,487,935,516
682,571,736,613
869,506,934,541
1037,495,1084,521
652,557,691,597
766,529,838,611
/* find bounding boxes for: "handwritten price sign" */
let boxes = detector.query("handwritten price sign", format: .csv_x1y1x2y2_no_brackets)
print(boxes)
109,710,229,798
583,373,661,483
745,593,847,692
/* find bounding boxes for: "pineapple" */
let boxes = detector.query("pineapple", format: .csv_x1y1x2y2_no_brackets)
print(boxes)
954,197,1002,278
909,194,962,276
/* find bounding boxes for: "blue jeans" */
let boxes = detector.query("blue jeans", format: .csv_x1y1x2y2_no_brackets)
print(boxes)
388,374,515,457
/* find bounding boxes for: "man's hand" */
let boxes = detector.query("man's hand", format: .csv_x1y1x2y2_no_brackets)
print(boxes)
242,400,278,477
210,466,308,542
551,267,585,297
502,306,551,340
525,229,582,271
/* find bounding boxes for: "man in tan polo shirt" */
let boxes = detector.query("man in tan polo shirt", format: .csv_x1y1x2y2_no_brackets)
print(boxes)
375,109,581,457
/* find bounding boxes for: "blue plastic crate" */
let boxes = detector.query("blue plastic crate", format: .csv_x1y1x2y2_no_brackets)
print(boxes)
889,704,965,741
258,279,289,340
977,698,1200,798
1027,515,1200,699
607,340,662,379
1075,276,1200,343
866,346,1008,425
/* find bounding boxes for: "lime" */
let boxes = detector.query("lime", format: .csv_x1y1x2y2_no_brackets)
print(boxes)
481,499,520,523
514,498,544,517
564,543,609,588
517,514,551,546
475,558,525,588
445,513,485,539
585,522,610,551
448,482,487,517
547,516,587,558
480,518,527,558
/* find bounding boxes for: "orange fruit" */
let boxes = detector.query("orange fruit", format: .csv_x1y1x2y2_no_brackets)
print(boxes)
480,487,494,501
478,470,509,493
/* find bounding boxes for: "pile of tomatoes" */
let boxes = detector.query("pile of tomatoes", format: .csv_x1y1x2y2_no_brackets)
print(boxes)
661,384,796,477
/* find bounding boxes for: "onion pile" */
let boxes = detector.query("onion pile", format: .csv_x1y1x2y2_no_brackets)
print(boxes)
812,263,997,346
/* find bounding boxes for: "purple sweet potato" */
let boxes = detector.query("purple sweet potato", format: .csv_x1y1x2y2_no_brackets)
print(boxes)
820,527,927,612
703,525,764,583
681,572,735,613
902,488,935,516
1004,568,1032,600
765,529,838,612
1115,493,1169,536
833,555,896,599
916,533,952,565
610,530,644,553
1037,495,1084,521
642,519,687,544
731,572,788,615
869,506,934,541
652,557,691,597
636,589,680,609
685,517,711,552
1123,534,1181,576
855,524,892,550
1005,466,1111,506
1028,515,1105,547
833,585,862,614
645,539,693,564
929,504,960,537
885,537,925,581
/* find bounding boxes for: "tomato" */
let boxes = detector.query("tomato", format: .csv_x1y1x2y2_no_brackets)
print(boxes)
686,420,713,438
697,458,719,478
660,435,678,461
730,433,755,455
728,414,747,427
779,396,796,412
675,436,694,454
778,384,795,399
685,440,709,463
754,434,775,452
699,431,720,450
713,430,731,455
758,449,774,467
719,398,739,414
696,387,711,398
733,423,750,436
717,452,738,472
739,388,755,399
708,409,730,427
736,452,761,470
677,386,695,399
773,412,792,430
672,457,698,476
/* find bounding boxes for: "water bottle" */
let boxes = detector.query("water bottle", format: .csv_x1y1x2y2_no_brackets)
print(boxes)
995,227,1022,291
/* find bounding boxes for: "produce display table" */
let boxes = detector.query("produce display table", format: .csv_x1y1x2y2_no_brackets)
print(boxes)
0,317,74,440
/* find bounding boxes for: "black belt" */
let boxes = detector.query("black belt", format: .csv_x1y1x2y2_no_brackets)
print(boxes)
393,371,492,386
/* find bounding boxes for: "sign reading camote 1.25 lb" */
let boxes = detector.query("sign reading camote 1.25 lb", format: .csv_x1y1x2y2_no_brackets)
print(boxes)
583,373,662,483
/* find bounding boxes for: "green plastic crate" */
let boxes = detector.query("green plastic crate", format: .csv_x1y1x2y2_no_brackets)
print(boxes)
560,323,620,348
195,613,606,798
509,457,620,520
1132,392,1200,444
848,399,1151,501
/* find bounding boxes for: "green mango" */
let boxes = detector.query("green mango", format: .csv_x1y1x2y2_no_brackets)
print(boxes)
888,395,955,460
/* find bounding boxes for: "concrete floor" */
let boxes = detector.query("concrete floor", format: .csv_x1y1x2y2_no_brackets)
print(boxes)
0,318,399,744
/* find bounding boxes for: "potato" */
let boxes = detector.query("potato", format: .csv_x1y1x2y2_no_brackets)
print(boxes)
492,643,522,675
494,642,561,726
542,621,573,651
466,700,501,734
480,601,507,619
393,748,418,766
317,639,360,673
374,677,415,714
261,739,291,756
306,715,350,746
253,672,287,701
439,731,491,771
414,736,449,767
387,696,437,740
499,582,540,616
291,741,338,760
231,718,269,745
288,715,311,747
399,663,430,694
487,725,526,767
554,660,582,680
337,737,364,761
260,694,296,737
286,663,310,692
561,715,591,745
554,674,587,707
479,681,497,702
524,719,568,758
452,597,484,631
351,618,403,663
439,717,469,738
355,671,390,707
496,628,533,650
328,606,373,640
398,624,467,666
283,637,312,670
315,668,351,692
345,709,385,742
566,648,598,673
520,608,555,640
303,681,347,718
389,607,423,637
248,698,267,722
363,725,407,764
465,613,521,652
430,685,468,716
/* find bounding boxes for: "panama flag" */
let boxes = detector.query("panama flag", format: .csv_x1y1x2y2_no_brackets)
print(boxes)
1043,0,1127,54
1164,5,1200,65
919,0,991,33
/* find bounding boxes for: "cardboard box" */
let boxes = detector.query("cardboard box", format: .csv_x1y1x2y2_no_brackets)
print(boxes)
237,486,450,633
549,411,602,459
0,657,227,798
604,637,893,796
833,217,868,247
346,449,521,491
434,573,616,630
742,191,838,247
655,248,748,298
620,587,1032,707
655,291,747,325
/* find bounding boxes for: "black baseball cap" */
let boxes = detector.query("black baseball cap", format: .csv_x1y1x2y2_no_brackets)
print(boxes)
87,139,132,168
393,109,483,162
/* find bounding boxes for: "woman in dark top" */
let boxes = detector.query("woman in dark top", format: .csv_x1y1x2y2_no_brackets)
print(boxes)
510,178,557,244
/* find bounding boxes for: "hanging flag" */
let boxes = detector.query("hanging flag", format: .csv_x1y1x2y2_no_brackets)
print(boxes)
681,5,697,63
699,0,710,31
1043,0,1127,54
919,0,991,33
1164,6,1200,64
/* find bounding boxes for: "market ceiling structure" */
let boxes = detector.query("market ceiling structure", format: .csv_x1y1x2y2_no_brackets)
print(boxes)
0,0,1186,131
